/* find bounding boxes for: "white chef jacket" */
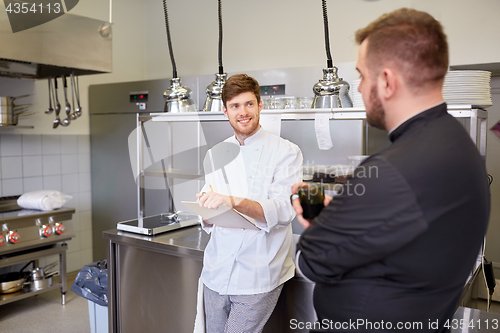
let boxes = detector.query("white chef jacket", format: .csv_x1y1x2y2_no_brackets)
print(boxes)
200,128,303,295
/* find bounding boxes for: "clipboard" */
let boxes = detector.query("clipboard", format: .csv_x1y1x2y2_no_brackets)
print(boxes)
181,201,260,230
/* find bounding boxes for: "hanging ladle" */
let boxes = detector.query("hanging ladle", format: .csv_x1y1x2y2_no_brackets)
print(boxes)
53,77,61,128
69,73,78,120
73,75,82,117
61,75,71,126
45,79,54,114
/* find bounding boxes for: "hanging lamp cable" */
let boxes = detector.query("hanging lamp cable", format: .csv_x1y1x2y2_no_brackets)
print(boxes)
218,0,224,75
322,0,334,68
163,0,178,78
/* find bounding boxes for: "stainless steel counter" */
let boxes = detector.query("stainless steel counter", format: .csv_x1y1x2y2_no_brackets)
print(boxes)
103,225,208,259
103,226,316,333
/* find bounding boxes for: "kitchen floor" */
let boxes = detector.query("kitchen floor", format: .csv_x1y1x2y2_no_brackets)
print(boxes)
2,274,500,333
468,298,500,313
0,271,91,333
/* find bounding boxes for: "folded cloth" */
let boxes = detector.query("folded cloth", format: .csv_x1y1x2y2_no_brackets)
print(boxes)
17,190,72,211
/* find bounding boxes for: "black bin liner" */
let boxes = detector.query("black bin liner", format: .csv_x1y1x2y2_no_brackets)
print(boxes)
71,260,108,307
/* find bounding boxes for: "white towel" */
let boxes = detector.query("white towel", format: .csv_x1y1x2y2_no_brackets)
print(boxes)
193,277,206,333
17,190,72,211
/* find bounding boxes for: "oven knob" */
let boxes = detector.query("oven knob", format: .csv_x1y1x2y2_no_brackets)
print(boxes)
8,231,20,244
0,236,4,246
55,223,65,235
41,225,53,237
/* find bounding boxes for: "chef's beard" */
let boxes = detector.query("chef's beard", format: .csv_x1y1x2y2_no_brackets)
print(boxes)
229,113,260,139
366,85,386,130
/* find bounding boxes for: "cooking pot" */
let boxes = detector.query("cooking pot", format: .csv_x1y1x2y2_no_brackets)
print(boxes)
0,95,32,126
28,261,58,281
29,272,57,291
0,97,17,125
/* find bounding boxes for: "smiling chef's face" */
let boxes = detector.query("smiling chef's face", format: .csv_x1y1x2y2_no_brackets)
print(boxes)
223,91,262,144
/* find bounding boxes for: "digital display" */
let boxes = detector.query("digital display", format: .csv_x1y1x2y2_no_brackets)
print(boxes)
130,91,148,103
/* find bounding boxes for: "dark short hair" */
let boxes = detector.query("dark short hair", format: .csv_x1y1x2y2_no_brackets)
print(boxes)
222,74,260,108
355,8,448,90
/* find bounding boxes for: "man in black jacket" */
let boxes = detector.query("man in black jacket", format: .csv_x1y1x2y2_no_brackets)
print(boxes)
292,8,490,333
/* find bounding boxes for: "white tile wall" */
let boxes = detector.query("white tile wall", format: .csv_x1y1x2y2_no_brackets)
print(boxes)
0,134,93,273
0,135,22,156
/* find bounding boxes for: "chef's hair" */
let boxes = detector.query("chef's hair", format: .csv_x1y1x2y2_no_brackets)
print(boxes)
355,8,448,92
222,74,261,108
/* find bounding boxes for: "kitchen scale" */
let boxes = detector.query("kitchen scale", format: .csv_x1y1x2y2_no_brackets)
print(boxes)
117,212,200,236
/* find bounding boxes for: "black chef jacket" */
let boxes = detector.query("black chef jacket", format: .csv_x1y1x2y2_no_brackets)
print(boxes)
297,103,490,332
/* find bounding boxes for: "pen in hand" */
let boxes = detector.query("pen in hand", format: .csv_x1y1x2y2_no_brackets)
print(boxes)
196,185,214,204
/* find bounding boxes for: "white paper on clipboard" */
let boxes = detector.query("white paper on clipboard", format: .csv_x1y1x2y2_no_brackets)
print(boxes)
181,201,259,230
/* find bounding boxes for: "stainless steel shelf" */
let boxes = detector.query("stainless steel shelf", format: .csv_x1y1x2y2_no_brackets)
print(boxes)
146,105,487,122
0,125,34,129
0,243,68,269
0,284,61,306
0,243,69,306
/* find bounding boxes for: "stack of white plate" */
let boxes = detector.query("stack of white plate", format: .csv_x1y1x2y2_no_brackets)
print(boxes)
443,70,492,107
350,79,365,108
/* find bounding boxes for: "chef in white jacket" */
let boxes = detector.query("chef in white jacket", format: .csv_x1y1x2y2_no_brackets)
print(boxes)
196,74,303,333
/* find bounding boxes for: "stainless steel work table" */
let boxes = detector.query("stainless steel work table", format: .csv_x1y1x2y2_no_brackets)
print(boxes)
103,225,316,333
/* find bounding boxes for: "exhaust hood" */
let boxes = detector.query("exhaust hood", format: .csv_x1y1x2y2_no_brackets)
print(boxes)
0,11,112,79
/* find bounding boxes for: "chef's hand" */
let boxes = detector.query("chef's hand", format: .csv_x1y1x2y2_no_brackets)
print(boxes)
196,191,236,209
290,182,333,229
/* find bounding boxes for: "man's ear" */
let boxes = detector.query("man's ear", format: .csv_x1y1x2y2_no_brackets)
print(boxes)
378,68,397,100
258,99,263,112
222,105,228,117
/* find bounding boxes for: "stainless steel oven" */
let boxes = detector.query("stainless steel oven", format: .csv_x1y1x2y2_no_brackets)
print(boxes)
0,196,75,306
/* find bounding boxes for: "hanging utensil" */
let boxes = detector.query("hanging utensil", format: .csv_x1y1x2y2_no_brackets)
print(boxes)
45,79,54,114
53,77,61,128
73,75,82,117
69,73,78,120
61,76,71,126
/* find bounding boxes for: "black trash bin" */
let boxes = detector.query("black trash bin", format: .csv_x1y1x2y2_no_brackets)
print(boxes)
71,260,108,333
